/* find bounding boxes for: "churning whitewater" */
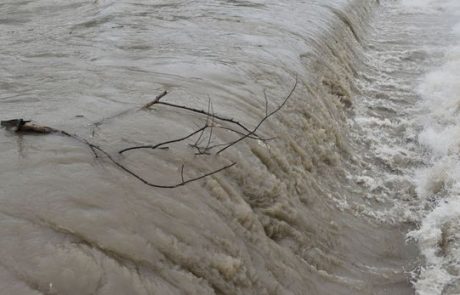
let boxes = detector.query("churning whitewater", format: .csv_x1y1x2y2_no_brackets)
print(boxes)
0,0,458,294
403,1,460,294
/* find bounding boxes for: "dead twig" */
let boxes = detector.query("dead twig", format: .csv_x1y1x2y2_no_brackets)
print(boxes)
216,76,297,155
61,131,100,158
78,137,235,189
119,79,292,157
2,77,294,189
191,97,212,153
189,97,216,155
2,119,234,188
143,94,256,136
118,124,209,154
91,143,236,189
141,90,168,109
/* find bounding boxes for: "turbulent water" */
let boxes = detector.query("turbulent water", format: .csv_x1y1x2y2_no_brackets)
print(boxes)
1,0,459,294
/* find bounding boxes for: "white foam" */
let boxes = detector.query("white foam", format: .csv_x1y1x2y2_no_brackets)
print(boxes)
408,198,460,294
409,4,460,294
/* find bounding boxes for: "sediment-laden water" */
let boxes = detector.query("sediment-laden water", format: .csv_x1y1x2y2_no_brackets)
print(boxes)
0,0,459,294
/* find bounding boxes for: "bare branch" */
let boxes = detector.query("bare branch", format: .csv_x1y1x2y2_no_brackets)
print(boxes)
192,97,212,150
72,132,235,189
94,147,236,189
216,76,297,155
60,131,100,158
141,90,168,109
118,125,209,154
3,77,292,190
145,100,256,136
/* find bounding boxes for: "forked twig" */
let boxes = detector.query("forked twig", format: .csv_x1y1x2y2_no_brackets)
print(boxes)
190,98,216,155
143,95,256,136
91,144,236,189
3,76,295,189
191,97,212,152
141,90,168,109
216,76,298,155
119,124,209,154
2,120,234,189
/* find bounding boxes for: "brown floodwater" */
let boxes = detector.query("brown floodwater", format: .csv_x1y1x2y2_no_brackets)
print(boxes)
0,0,459,294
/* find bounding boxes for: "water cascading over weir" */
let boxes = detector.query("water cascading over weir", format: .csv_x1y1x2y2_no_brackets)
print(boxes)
0,0,420,294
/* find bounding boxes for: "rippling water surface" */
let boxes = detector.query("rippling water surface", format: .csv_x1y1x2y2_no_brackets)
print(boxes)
0,0,459,294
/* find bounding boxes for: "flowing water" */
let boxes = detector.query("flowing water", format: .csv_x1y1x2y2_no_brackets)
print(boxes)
0,0,459,294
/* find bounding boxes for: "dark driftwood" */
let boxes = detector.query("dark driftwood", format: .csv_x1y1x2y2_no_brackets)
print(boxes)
1,119,30,130
2,119,234,189
1,119,54,134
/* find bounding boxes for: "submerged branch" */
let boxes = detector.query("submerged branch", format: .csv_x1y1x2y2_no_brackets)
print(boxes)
1,119,233,189
2,77,295,189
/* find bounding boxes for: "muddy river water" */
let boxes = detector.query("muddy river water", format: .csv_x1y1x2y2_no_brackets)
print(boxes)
1,0,459,294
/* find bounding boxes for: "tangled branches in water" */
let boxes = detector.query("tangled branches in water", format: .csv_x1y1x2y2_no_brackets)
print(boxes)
1,77,297,188
122,77,297,156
